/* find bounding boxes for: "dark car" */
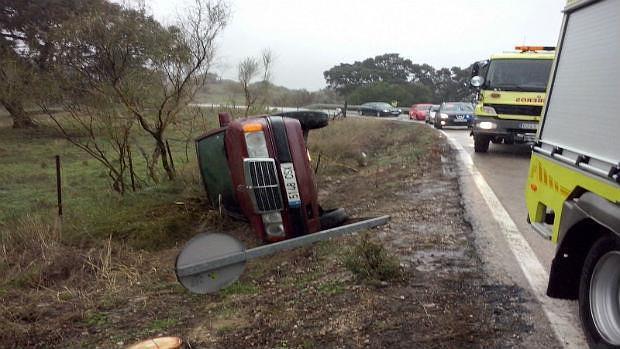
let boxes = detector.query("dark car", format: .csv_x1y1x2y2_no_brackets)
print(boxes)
358,102,401,117
433,102,474,129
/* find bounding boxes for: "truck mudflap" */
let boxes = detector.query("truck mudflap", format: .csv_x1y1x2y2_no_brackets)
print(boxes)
175,215,390,294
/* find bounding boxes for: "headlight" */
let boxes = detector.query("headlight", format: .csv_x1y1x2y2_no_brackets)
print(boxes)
262,212,284,237
440,113,449,119
245,131,269,158
478,121,497,130
383,109,389,113
482,106,497,115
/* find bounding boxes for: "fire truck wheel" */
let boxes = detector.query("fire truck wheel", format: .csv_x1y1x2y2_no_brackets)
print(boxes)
579,234,620,348
319,208,348,230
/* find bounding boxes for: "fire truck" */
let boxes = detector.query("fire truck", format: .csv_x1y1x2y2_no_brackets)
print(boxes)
525,0,620,347
470,46,555,152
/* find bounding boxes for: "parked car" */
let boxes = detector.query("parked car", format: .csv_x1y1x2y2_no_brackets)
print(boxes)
426,104,440,123
409,103,433,121
195,111,347,243
358,102,401,117
433,102,474,129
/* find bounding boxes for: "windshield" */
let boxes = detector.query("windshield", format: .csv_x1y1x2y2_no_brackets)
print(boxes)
442,103,473,112
374,103,394,109
485,59,553,92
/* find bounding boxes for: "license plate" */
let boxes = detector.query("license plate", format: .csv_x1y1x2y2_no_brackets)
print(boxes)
280,163,301,207
520,123,538,130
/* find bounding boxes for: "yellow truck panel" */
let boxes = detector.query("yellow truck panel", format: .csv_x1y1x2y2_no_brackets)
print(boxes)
526,153,620,242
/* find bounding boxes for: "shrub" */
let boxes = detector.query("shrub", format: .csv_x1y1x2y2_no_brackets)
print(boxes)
343,234,401,282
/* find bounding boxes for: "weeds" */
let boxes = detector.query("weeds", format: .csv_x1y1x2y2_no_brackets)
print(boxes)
219,281,258,296
148,318,179,333
344,234,402,282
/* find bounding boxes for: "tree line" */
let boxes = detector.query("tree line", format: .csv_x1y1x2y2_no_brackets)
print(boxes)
323,53,472,106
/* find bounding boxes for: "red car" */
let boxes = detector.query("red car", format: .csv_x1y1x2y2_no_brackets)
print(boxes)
195,111,347,242
409,103,433,121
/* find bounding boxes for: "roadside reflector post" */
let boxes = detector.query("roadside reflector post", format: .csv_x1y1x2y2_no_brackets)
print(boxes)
175,215,390,294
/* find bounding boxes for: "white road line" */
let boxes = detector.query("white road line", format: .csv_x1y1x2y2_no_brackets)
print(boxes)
442,132,587,349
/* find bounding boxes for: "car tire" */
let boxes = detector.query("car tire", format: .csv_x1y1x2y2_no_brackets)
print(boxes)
473,135,490,153
579,234,620,348
319,208,348,230
271,111,329,130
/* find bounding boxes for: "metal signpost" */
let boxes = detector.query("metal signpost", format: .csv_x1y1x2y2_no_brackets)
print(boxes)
175,215,390,294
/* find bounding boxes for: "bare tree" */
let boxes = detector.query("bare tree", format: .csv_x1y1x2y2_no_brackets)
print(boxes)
238,57,260,117
47,0,229,182
41,102,138,194
238,48,274,116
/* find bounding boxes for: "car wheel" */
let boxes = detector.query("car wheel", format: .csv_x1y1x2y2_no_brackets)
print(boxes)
319,208,348,230
473,135,490,153
579,234,620,348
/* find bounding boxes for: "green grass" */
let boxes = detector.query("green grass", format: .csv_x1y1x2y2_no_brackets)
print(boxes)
84,311,109,327
317,280,345,295
0,111,220,250
148,318,179,332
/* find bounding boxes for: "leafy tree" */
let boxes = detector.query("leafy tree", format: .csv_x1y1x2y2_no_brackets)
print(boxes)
347,82,432,106
323,53,414,95
0,0,102,128
324,54,473,104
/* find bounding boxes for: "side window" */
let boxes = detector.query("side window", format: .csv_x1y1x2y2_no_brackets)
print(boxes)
196,130,237,210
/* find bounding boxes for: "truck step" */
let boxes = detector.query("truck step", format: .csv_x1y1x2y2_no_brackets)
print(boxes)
531,222,553,240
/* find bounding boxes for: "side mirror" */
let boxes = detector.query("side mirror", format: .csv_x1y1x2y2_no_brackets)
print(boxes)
470,76,484,88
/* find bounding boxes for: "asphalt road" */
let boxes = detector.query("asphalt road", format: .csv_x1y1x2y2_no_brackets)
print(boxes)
442,126,557,267
376,114,586,348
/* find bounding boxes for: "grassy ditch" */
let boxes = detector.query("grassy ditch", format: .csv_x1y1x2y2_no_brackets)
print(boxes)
0,115,437,348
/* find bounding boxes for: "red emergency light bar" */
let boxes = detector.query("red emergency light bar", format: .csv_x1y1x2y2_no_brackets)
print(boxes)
515,46,556,52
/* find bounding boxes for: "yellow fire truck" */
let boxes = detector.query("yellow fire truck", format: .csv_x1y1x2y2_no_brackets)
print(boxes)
469,46,555,152
525,0,620,347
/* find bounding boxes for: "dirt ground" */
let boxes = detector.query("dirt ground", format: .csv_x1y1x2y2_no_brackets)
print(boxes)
191,130,542,348
1,121,551,348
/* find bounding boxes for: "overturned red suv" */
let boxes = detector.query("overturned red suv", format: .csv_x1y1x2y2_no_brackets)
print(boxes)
195,111,347,242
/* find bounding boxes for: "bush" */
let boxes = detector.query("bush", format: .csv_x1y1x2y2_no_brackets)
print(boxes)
343,235,401,282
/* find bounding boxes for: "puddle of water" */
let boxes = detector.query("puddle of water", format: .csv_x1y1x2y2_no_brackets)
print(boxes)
410,249,472,273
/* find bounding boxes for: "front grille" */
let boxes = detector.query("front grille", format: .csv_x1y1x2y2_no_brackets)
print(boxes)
486,104,543,116
243,159,283,213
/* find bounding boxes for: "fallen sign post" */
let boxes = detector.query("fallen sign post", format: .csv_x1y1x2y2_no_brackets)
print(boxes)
175,215,390,294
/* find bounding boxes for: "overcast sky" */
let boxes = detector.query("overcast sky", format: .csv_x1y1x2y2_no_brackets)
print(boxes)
148,0,566,91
